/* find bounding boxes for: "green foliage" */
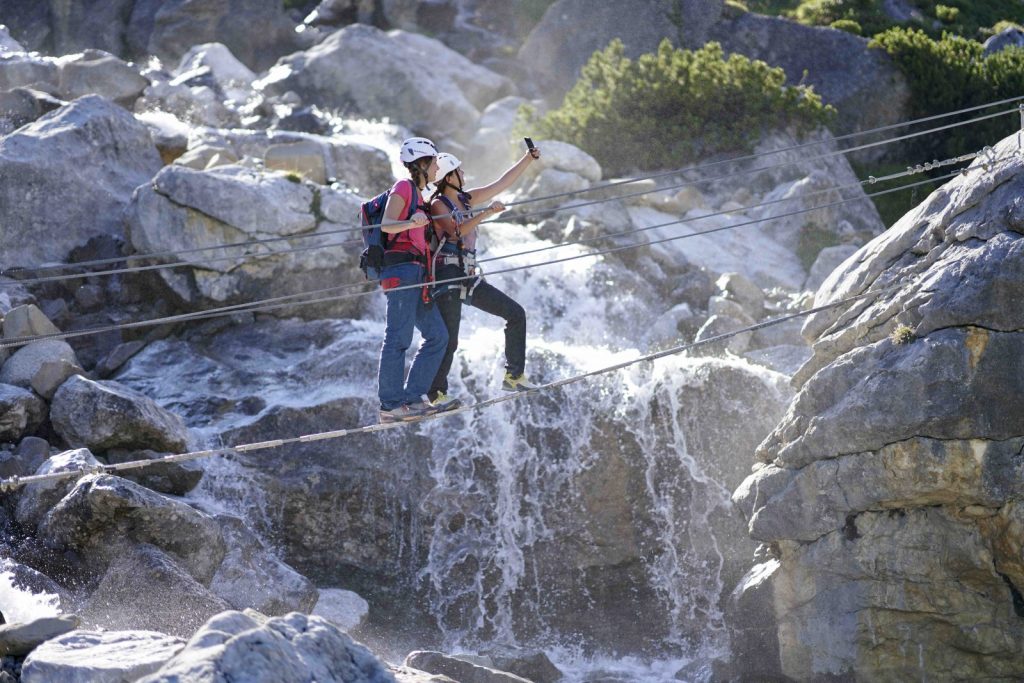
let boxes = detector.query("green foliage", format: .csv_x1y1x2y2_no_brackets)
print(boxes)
830,18,863,35
527,39,834,175
870,27,1024,159
794,0,893,36
935,5,959,23
284,171,303,183
751,0,1024,40
890,323,915,345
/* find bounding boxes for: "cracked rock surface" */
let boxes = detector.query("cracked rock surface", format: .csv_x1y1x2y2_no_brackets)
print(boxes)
733,134,1024,680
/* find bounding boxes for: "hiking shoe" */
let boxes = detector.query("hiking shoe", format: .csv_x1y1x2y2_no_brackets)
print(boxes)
502,372,538,392
379,401,437,424
430,391,461,411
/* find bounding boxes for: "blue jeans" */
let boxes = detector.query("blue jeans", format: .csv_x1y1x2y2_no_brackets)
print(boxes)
378,263,448,410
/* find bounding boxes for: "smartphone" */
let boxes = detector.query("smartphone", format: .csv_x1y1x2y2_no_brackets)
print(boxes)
524,137,536,151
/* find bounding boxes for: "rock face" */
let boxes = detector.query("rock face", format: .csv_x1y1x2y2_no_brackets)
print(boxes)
259,23,512,141
138,610,396,683
733,134,1024,679
519,0,724,102
0,96,162,267
709,14,911,140
124,164,368,315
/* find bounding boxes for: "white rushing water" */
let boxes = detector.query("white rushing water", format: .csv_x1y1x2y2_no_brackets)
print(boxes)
0,563,61,622
108,117,797,681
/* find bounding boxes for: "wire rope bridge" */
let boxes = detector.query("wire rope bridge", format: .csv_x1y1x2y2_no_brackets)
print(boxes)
1,98,1022,492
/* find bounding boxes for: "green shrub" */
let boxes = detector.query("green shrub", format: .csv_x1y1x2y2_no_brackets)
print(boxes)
526,39,834,175
870,27,1024,159
830,18,863,35
794,0,893,36
890,323,915,345
935,5,959,23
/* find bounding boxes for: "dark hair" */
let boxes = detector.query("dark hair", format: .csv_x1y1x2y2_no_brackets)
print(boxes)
430,170,470,203
404,157,434,189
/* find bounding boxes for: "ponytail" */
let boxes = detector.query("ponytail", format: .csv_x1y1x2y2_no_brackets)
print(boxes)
404,157,433,190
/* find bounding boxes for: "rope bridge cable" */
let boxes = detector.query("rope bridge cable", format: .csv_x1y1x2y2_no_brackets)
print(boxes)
0,162,982,352
7,140,970,292
0,105,1007,296
478,147,994,266
0,277,909,493
2,100,1019,287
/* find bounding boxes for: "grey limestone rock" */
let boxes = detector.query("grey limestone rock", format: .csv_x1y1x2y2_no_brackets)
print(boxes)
21,629,184,683
0,616,79,657
50,375,191,453
0,96,162,267
139,610,396,683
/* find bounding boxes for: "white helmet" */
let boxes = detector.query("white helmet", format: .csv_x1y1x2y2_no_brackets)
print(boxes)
434,152,462,183
399,137,438,163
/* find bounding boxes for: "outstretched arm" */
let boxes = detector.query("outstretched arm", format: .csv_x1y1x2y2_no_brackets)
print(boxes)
466,148,540,204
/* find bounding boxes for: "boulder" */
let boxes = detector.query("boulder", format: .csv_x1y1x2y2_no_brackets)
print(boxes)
80,543,231,637
135,77,239,128
126,0,303,71
172,143,239,170
404,652,531,683
133,110,189,164
138,611,395,682
39,475,225,584
0,53,58,92
0,340,79,390
265,141,328,184
124,164,366,313
715,272,764,317
0,616,79,657
519,0,724,102
258,24,512,141
20,630,184,683
0,96,162,267
57,50,149,107
94,340,147,379
14,448,100,531
0,437,51,480
693,313,752,355
463,96,529,184
0,384,46,443
718,558,785,682
30,360,83,401
983,26,1024,57
207,512,318,616
311,589,369,632
0,87,63,136
50,376,190,453
103,449,203,496
175,42,255,104
708,15,911,146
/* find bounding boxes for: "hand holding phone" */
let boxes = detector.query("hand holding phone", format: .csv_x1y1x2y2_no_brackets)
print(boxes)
524,137,540,159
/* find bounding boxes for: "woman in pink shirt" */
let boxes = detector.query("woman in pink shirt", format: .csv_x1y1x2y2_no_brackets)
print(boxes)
376,137,457,423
